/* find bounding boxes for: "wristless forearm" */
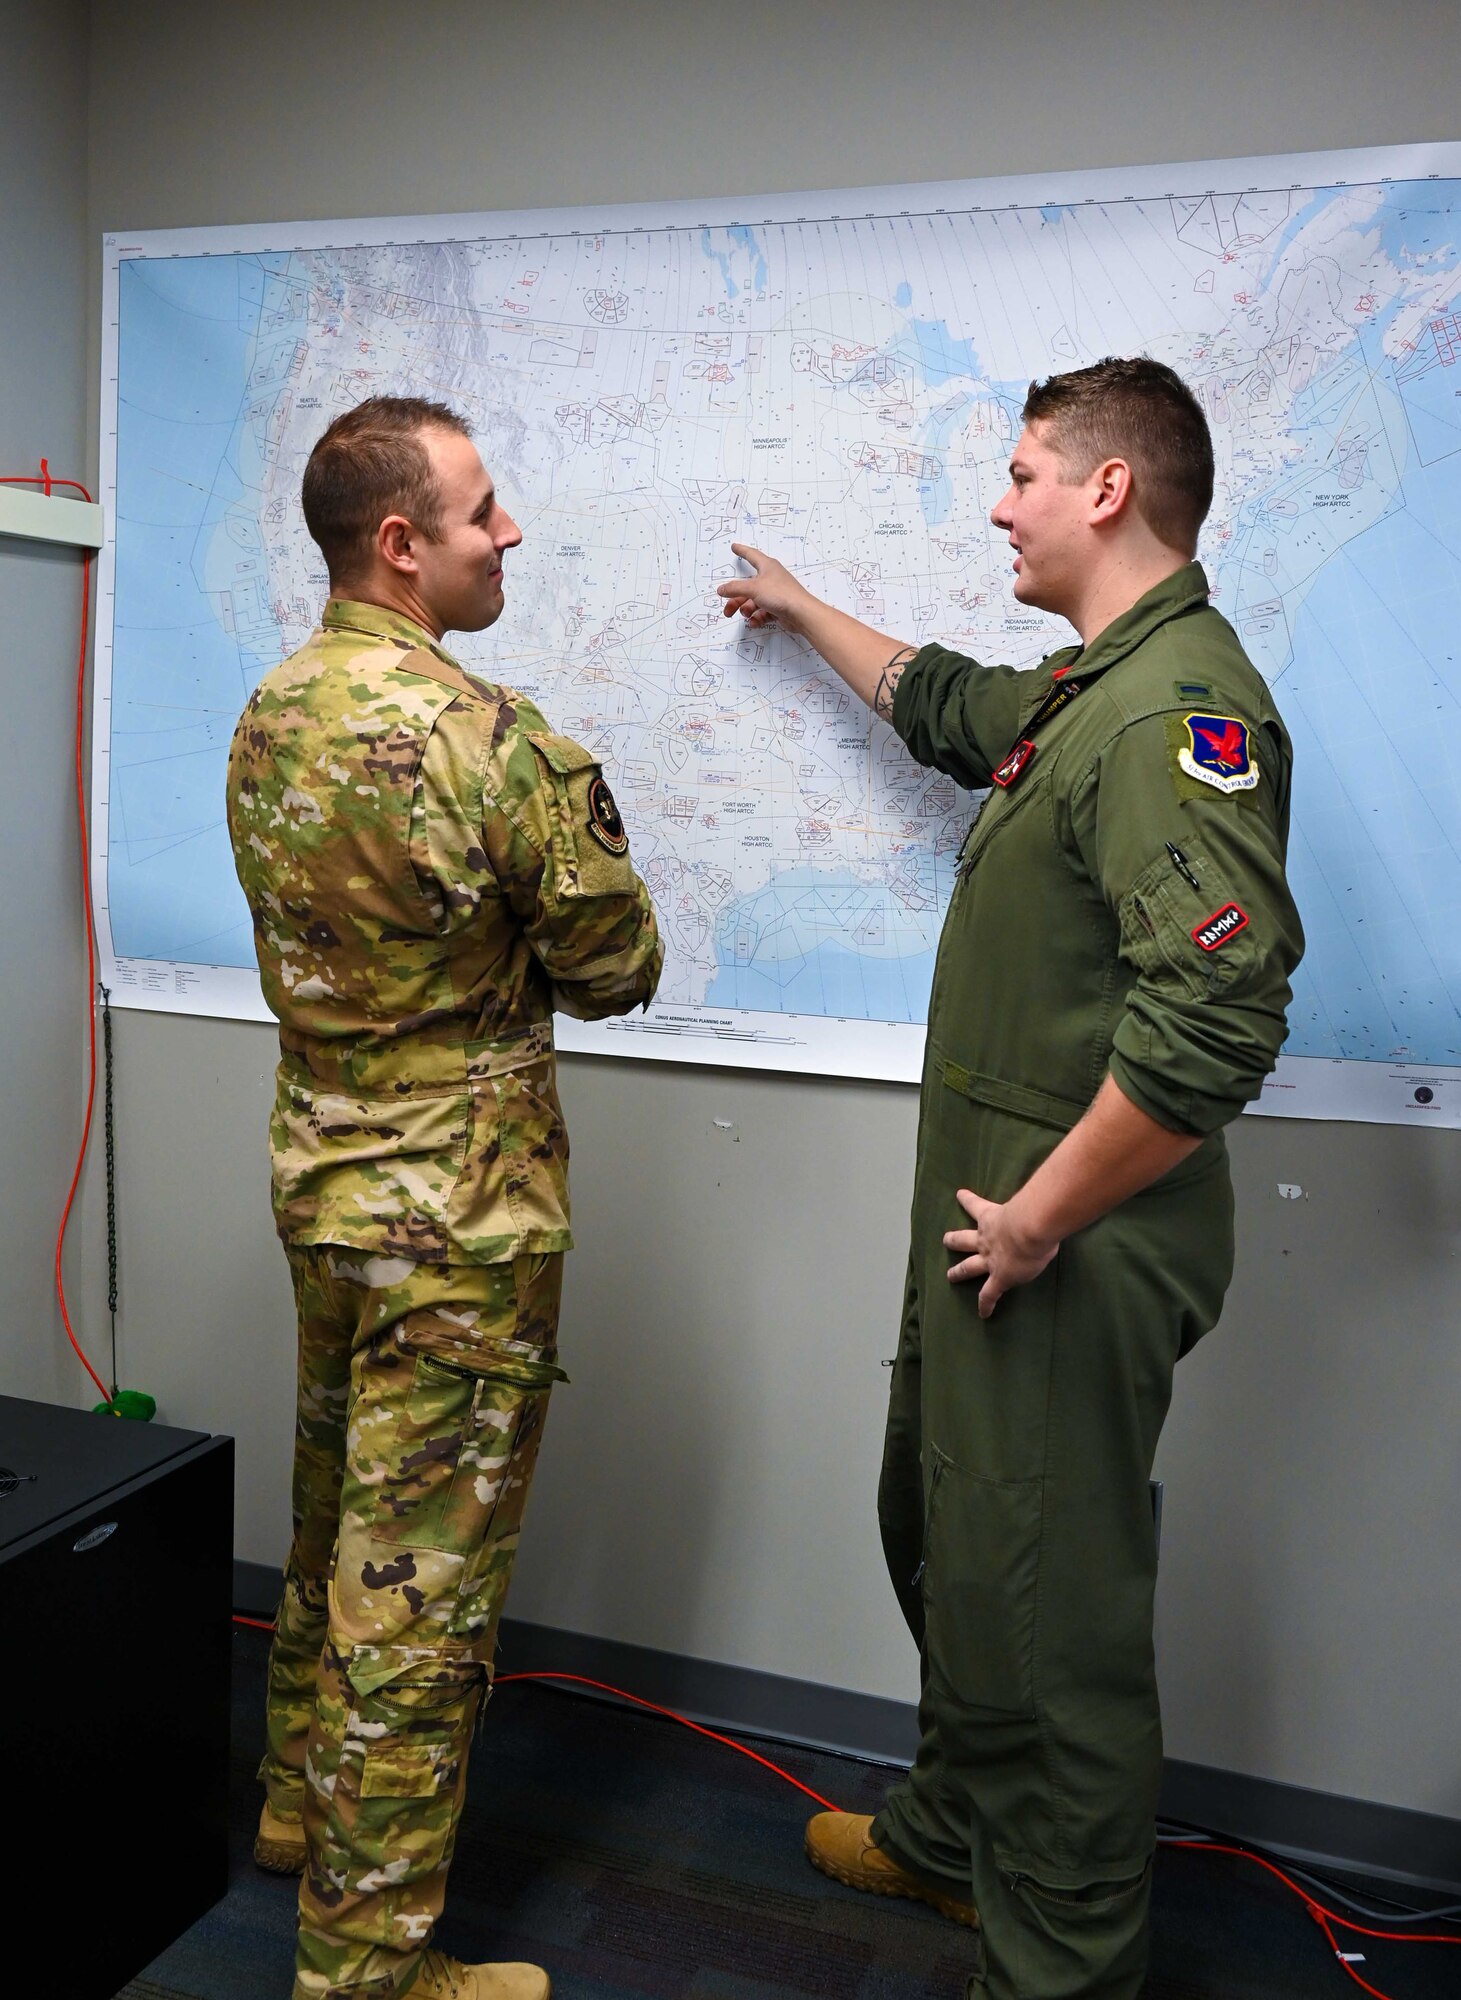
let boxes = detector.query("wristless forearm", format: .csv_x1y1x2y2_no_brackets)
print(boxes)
1005,1075,1202,1248
793,596,913,712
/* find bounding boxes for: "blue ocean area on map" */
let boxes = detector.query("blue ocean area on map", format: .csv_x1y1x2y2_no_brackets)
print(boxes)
111,255,281,965
1280,445,1461,1064
97,161,1461,1108
1222,273,1461,1067
1378,184,1461,275
705,863,941,1021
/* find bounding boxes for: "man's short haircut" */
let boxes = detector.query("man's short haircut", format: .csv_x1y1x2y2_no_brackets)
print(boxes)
301,396,473,583
1022,357,1214,554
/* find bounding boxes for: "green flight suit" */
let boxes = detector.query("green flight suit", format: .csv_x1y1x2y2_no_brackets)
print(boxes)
871,564,1303,2000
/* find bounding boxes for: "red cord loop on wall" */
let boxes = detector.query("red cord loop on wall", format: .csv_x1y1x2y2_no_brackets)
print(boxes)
2,465,109,1402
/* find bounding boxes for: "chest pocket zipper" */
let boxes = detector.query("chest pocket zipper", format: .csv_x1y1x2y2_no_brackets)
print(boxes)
956,771,1044,878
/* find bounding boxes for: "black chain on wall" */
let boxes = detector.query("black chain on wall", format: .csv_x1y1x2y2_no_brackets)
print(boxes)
100,985,119,1396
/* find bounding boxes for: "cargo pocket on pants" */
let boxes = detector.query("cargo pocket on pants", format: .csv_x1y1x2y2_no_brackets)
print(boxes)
1004,1863,1151,1997
331,1667,483,1891
923,1446,1042,1718
371,1343,566,1556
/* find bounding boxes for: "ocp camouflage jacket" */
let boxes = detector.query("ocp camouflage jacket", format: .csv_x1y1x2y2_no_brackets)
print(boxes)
226,599,662,1263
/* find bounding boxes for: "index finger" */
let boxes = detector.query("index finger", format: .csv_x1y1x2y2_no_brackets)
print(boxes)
729,542,766,570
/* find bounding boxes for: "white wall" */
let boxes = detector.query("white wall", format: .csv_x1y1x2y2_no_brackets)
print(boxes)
84,0,1461,1818
0,2,92,1409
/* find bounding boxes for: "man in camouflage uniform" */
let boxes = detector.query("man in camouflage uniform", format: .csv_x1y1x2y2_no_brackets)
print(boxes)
227,396,661,2000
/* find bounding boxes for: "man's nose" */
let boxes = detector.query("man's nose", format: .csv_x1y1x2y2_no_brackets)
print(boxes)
499,510,523,548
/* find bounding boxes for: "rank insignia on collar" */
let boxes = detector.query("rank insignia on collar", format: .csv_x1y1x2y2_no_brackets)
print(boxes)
586,774,629,854
1178,713,1259,794
991,737,1037,789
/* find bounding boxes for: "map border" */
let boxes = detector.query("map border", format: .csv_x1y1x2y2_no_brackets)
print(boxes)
94,140,1461,1125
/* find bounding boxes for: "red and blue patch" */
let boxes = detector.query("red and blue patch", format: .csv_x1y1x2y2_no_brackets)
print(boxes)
1178,713,1259,795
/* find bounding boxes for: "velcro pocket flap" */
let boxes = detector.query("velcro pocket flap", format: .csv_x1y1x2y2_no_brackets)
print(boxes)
526,731,598,776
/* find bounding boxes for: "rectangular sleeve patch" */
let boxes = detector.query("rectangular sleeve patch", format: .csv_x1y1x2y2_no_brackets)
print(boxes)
1192,902,1249,952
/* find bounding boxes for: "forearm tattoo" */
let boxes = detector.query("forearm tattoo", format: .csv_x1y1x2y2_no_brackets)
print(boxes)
874,645,917,721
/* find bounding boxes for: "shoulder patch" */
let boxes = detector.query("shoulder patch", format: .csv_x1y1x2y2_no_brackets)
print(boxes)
1175,712,1259,795
586,775,629,855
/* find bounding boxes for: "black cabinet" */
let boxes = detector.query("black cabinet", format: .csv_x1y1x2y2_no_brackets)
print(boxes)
0,1395,234,1995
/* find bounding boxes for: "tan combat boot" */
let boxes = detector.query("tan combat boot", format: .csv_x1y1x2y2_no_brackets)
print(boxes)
805,1810,979,1928
253,1799,306,1875
407,1952,551,1999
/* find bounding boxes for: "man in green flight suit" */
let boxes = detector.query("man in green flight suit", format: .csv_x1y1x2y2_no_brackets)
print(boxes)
718,358,1303,2000
227,397,662,2000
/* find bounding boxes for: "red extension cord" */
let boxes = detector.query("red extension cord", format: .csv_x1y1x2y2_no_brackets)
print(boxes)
231,1615,1454,1999
2,462,110,1404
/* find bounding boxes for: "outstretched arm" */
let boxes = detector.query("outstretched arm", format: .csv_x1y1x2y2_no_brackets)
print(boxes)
717,543,916,718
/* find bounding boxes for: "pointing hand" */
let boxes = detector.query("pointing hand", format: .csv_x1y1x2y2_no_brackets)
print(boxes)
717,544,815,634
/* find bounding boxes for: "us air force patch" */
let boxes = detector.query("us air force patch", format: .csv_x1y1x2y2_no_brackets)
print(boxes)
586,775,629,855
1177,713,1259,795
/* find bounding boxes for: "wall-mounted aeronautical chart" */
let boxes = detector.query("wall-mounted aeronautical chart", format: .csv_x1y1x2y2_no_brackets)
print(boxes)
96,143,1461,1123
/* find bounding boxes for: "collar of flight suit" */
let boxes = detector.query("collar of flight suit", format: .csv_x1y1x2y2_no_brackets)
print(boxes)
321,597,481,697
1019,560,1212,728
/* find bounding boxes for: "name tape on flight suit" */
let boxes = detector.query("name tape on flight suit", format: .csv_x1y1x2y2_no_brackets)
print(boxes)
1192,902,1250,952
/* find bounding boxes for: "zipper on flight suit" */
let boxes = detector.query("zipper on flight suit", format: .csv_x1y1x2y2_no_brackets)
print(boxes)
955,671,1094,878
912,1455,944,1588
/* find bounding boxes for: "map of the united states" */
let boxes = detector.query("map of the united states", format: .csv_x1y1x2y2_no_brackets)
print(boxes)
97,148,1461,1117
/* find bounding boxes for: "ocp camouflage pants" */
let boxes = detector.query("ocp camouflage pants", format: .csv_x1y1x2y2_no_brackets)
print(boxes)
262,1245,564,2000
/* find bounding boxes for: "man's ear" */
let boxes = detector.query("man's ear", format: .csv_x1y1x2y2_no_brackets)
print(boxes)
1090,457,1135,526
377,513,417,575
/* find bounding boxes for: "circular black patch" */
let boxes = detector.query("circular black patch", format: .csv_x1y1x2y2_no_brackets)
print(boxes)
586,774,629,855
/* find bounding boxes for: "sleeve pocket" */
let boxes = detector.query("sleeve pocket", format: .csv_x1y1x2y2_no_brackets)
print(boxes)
1118,847,1244,1001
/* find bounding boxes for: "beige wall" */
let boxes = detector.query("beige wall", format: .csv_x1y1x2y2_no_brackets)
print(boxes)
82,0,1461,1817
0,1,91,1408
